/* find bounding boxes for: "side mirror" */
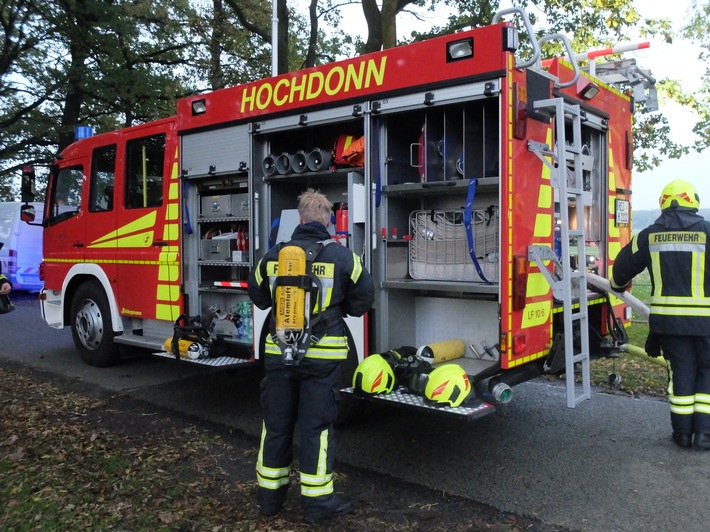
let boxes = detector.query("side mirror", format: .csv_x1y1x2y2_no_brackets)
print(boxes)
21,164,36,202
20,204,35,223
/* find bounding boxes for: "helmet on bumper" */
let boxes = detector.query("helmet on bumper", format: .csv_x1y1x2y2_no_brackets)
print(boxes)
352,354,395,395
424,364,471,407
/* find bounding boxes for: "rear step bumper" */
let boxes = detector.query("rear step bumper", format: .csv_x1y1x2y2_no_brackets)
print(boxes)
341,387,495,420
152,351,255,368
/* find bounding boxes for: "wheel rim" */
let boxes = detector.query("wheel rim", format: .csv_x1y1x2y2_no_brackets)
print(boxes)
75,299,103,350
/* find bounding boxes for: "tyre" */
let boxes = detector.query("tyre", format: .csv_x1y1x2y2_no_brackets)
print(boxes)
70,280,120,367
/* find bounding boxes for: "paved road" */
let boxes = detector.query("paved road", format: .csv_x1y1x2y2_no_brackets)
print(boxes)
3,293,710,532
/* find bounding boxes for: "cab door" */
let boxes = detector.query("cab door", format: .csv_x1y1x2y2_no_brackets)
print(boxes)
42,161,89,292
113,119,181,322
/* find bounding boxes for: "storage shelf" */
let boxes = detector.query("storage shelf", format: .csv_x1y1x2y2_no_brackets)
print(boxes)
263,166,359,183
197,216,249,223
382,279,498,295
198,260,249,266
382,176,499,196
198,286,248,294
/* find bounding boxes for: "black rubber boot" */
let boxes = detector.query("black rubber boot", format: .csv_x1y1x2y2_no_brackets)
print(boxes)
673,432,693,448
303,494,353,523
257,486,288,516
694,432,710,450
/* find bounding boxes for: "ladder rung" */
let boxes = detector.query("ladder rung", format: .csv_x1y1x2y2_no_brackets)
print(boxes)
565,145,582,155
572,352,589,363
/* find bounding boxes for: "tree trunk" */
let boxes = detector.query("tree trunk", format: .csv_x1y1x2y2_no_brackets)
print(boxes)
210,0,226,90
277,0,289,74
58,43,87,152
361,0,382,54
304,0,319,68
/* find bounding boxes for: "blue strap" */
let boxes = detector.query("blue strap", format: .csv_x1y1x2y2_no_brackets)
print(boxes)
464,178,490,283
183,180,192,235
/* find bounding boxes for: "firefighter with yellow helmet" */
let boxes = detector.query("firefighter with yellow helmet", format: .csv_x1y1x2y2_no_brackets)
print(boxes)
248,188,374,522
611,179,710,449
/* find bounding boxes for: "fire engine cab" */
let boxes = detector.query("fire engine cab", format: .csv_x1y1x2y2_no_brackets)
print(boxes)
22,8,656,418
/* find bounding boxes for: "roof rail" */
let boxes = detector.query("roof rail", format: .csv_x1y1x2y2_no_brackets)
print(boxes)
537,33,580,89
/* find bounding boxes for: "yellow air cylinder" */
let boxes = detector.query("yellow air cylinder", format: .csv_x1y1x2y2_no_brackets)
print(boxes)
164,338,199,359
275,245,308,344
416,339,466,364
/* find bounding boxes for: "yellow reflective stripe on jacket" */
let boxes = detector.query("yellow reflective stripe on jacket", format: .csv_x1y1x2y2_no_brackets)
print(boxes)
631,234,639,254
350,252,363,283
312,262,334,312
265,334,348,360
300,429,333,498
264,259,336,313
650,295,710,306
649,304,710,317
648,229,708,313
254,258,264,286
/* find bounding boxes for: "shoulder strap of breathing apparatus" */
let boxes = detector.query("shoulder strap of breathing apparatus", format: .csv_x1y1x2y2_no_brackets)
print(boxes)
271,238,335,365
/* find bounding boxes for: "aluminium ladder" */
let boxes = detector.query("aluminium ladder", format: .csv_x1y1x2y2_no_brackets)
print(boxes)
527,98,591,408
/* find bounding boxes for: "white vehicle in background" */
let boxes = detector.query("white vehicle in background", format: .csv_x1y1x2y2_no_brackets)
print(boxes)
0,201,44,292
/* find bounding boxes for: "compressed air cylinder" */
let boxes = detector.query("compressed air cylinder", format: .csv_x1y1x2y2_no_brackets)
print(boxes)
275,245,308,344
416,339,466,364
164,338,208,360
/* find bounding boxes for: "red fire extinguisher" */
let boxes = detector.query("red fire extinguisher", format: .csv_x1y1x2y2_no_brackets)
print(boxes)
335,203,348,246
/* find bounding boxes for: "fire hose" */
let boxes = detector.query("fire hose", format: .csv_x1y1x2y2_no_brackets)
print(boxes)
585,272,666,365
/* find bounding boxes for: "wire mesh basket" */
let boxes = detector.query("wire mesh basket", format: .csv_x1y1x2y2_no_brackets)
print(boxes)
409,208,499,282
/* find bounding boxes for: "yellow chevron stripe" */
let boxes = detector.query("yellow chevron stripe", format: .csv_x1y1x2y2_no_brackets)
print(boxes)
89,211,158,247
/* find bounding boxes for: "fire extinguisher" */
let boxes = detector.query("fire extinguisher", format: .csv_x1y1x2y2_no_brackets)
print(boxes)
335,203,348,246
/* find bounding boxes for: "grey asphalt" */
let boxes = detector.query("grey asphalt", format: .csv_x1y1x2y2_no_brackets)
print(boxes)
2,294,709,532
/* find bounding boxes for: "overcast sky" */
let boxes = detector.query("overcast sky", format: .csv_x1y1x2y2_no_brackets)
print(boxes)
629,0,707,211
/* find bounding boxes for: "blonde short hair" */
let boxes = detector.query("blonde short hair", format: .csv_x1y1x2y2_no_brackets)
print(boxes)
298,188,332,226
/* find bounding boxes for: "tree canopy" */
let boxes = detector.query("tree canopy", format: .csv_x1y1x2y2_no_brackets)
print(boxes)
0,0,706,199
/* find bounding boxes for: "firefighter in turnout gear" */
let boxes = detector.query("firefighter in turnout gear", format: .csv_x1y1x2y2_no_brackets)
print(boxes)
611,179,710,450
248,189,374,522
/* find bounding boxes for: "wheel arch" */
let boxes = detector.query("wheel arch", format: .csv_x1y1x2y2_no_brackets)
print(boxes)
61,264,123,333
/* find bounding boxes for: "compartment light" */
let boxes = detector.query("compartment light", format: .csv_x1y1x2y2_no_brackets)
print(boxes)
576,78,600,100
446,38,473,62
191,99,207,115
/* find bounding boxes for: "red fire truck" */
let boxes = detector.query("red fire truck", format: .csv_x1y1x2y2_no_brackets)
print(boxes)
21,8,655,418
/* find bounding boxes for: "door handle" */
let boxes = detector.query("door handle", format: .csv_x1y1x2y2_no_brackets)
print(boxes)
73,242,84,248
153,241,168,247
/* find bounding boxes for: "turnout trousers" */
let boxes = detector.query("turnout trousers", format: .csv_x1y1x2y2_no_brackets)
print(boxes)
658,335,710,435
256,356,342,510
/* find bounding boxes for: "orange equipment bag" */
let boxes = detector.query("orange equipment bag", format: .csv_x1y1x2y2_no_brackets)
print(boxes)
333,134,365,167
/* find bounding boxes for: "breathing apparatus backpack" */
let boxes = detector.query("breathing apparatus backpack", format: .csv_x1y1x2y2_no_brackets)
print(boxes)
271,239,333,365
168,314,213,360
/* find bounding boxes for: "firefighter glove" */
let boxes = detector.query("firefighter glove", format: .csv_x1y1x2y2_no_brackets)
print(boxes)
644,332,662,358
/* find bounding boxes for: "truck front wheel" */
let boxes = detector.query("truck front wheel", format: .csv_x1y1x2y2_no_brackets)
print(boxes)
70,281,120,367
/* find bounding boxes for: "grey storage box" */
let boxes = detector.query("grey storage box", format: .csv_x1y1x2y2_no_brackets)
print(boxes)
201,238,238,261
201,193,249,218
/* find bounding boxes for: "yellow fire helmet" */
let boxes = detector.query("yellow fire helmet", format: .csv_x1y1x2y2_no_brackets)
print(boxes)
352,354,396,395
424,364,471,407
659,179,700,210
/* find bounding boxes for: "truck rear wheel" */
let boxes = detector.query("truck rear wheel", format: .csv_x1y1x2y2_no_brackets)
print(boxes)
70,280,120,367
